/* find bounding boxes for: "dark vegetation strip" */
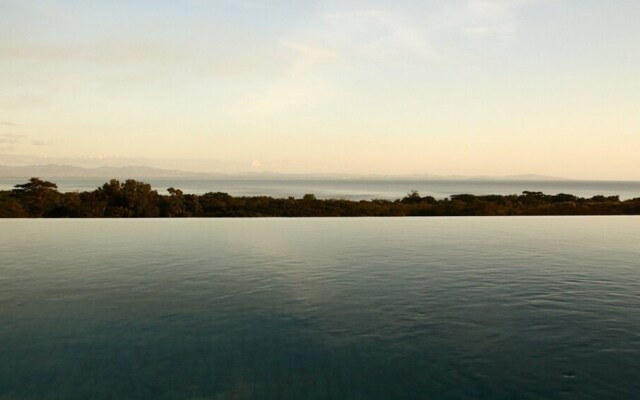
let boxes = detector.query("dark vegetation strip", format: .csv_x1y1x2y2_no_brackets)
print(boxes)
1,178,639,218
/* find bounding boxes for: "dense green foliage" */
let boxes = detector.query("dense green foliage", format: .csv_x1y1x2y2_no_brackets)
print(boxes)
1,178,639,218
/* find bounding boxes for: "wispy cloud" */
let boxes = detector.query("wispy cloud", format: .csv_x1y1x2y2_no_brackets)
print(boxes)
291,1,528,66
227,1,531,116
0,40,188,65
318,9,443,64
0,133,26,145
0,133,49,151
462,0,527,40
1,29,285,83
0,133,23,152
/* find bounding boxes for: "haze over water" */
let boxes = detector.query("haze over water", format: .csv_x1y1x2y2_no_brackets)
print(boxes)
2,218,639,399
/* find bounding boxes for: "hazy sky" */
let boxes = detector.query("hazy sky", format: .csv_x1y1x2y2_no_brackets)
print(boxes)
1,0,639,178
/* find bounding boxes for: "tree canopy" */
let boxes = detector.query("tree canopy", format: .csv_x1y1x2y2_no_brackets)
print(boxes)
12,177,58,196
1,178,639,218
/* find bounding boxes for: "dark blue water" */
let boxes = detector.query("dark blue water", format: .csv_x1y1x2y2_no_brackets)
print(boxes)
2,178,639,200
1,218,639,399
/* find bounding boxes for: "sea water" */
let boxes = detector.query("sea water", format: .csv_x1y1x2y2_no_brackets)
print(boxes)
1,217,639,399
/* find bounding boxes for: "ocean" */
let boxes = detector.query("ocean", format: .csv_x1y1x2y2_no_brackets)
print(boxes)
1,217,639,399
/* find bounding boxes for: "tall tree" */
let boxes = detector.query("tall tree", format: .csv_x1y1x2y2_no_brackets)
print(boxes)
12,178,59,216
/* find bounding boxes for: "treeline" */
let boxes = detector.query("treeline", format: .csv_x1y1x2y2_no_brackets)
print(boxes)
1,178,640,218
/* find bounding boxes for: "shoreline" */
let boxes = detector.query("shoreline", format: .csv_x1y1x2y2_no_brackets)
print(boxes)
1,178,639,218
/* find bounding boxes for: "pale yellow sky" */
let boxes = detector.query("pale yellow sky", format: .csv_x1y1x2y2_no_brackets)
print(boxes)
1,0,639,179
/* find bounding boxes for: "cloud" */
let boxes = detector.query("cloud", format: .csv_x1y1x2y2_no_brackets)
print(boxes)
0,40,188,66
284,1,530,67
0,121,18,126
0,133,25,145
317,9,442,64
226,1,532,117
277,8,446,69
0,134,49,150
462,0,525,40
0,31,286,85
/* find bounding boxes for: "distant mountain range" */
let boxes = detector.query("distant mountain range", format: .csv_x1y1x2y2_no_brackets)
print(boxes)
0,164,570,181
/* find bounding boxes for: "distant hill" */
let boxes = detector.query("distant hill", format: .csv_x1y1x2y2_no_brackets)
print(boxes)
500,174,570,181
390,173,569,181
0,164,570,181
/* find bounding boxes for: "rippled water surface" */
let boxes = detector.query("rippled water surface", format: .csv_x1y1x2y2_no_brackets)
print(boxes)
1,218,639,399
